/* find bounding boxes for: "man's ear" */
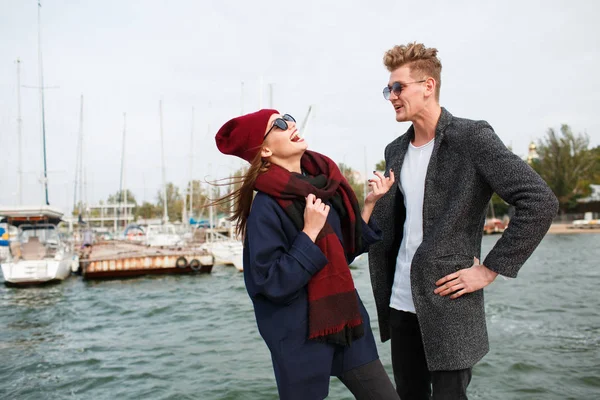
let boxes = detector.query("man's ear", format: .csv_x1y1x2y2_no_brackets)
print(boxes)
424,77,436,98
261,147,272,158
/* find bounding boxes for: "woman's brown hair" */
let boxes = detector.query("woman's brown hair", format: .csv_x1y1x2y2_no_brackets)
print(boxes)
209,150,270,241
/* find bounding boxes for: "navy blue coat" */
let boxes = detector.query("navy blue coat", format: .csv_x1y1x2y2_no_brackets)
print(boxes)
244,192,382,400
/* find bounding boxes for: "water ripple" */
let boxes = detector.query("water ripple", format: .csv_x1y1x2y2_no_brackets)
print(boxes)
0,236,599,399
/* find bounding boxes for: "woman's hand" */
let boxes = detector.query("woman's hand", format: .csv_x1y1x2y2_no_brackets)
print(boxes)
362,170,395,223
364,170,395,206
302,194,330,242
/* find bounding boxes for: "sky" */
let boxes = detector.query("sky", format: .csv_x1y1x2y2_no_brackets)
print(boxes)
1,0,599,215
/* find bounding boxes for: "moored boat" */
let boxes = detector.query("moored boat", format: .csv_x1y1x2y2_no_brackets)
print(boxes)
0,206,78,286
200,231,243,272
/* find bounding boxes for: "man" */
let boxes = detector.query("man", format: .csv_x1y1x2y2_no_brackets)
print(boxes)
368,42,558,399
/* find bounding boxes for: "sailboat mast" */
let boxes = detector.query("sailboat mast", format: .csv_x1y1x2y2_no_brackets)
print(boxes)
79,95,84,213
79,95,83,215
299,105,312,137
37,0,49,205
119,112,127,228
188,107,194,221
160,100,168,224
83,165,88,219
16,59,23,205
73,95,84,215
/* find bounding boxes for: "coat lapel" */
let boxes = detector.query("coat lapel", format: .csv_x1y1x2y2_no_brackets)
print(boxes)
422,108,453,230
388,126,413,177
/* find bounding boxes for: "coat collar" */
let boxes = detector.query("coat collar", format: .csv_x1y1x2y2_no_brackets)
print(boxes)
388,107,452,174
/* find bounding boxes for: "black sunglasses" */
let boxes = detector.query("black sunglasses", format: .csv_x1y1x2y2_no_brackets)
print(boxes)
382,80,426,100
264,114,296,140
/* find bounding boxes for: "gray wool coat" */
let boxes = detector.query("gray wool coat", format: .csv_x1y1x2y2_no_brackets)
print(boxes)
368,108,558,371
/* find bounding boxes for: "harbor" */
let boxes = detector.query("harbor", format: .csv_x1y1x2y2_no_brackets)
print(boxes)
0,205,240,286
1,234,598,399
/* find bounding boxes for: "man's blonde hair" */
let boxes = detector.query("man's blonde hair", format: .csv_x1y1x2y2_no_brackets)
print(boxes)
383,42,442,101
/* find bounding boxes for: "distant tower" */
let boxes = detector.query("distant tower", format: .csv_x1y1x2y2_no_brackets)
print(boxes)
527,141,539,165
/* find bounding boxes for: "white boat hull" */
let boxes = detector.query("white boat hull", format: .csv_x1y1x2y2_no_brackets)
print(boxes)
145,234,182,247
1,258,72,285
202,241,243,271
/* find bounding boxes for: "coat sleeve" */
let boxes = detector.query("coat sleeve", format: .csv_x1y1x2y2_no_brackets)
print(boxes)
463,123,559,277
246,196,329,304
361,218,382,249
346,218,382,265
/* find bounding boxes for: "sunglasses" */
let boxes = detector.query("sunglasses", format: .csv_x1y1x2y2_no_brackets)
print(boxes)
382,80,426,100
264,114,296,140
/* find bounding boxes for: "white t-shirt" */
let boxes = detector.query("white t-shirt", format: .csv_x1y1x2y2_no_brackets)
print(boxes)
390,138,435,313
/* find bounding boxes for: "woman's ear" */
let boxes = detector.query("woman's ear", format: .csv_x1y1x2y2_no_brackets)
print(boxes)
261,147,272,158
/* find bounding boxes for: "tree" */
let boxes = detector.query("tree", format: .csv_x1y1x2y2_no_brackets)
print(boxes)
338,162,366,205
136,201,159,220
218,167,246,216
184,180,210,220
375,160,386,171
102,189,138,225
156,182,182,222
202,168,248,219
490,193,510,218
591,146,600,183
107,189,137,205
532,124,597,214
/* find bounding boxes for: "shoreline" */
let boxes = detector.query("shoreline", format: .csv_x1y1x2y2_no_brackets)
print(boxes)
547,223,600,234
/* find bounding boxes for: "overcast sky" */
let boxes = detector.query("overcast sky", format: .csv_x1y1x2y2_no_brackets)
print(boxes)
1,0,598,214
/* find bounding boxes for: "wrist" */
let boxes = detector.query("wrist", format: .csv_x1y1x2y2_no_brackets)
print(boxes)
480,264,498,282
302,229,318,242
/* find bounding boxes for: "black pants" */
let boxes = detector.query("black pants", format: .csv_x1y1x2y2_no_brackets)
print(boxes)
389,308,472,400
337,359,400,399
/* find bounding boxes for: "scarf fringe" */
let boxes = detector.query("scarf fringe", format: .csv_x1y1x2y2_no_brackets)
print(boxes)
308,318,363,339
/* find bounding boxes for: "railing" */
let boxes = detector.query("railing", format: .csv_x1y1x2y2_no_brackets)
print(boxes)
206,229,240,243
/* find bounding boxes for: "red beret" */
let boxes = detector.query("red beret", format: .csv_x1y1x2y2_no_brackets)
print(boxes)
215,109,279,163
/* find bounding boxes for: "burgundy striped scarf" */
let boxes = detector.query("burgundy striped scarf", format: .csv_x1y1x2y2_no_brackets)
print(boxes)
254,150,364,346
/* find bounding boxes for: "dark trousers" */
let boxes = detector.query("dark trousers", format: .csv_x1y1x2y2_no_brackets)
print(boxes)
389,308,472,400
337,359,400,400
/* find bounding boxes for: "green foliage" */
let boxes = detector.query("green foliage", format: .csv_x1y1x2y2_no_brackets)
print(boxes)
591,146,600,183
135,201,159,220
156,182,182,222
338,162,366,205
184,180,210,220
532,125,597,213
490,193,510,217
107,189,137,205
375,160,386,171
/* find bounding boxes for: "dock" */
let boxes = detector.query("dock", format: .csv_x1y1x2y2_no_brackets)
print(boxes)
79,241,214,279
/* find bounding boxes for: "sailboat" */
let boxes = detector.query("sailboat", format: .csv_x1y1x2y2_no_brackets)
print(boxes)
204,236,243,272
143,100,184,247
0,1,78,286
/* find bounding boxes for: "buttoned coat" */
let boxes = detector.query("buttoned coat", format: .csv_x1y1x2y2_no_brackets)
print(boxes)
245,192,382,399
368,108,558,371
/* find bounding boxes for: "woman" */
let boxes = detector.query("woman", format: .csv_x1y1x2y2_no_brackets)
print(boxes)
215,109,398,399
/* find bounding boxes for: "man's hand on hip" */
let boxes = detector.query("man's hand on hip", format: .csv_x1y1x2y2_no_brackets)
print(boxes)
434,257,498,299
